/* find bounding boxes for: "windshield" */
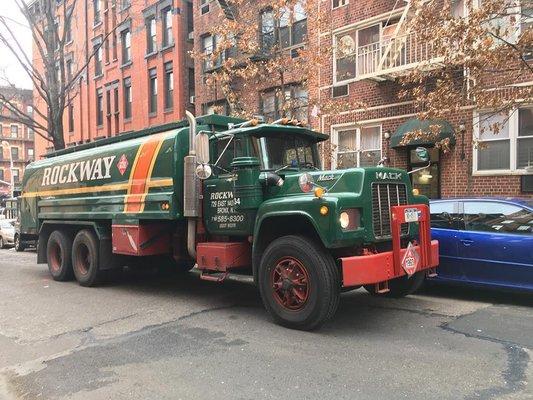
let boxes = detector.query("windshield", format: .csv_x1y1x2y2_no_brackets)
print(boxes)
252,135,320,171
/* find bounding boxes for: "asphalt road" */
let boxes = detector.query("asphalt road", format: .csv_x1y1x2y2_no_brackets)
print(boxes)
0,248,532,400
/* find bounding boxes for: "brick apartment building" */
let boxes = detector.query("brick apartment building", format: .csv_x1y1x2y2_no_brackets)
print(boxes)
32,0,195,158
194,0,533,199
192,0,309,119
0,87,35,199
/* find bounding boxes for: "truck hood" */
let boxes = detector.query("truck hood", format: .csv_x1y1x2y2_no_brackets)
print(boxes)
266,167,410,198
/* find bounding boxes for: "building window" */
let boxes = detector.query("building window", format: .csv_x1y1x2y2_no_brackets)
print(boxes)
200,0,210,14
188,67,195,103
202,100,229,115
121,29,131,64
96,88,104,126
332,0,348,8
94,43,103,76
164,62,174,110
12,168,19,183
333,19,400,83
68,103,74,133
332,125,382,169
187,1,194,36
65,8,73,42
93,0,101,25
475,107,533,172
66,59,73,82
201,33,236,72
148,68,158,114
27,148,34,160
260,84,308,122
11,147,19,161
10,125,18,138
260,2,307,52
521,5,533,60
162,7,173,48
123,77,132,119
0,169,3,181
201,34,215,71
146,16,156,54
113,86,119,134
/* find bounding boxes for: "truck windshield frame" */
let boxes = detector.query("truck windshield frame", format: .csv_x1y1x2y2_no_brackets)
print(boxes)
252,134,320,171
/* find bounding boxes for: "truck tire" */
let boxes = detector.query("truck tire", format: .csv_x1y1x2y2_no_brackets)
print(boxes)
0,236,5,249
46,230,73,281
72,229,103,287
14,234,25,252
364,271,425,298
258,235,340,331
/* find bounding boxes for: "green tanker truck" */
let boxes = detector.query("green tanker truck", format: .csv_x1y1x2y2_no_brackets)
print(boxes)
19,112,438,330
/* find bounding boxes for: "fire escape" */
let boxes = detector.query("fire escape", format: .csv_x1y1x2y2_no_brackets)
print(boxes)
355,0,443,81
217,0,235,20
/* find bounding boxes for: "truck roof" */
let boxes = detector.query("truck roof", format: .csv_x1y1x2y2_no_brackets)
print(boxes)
222,123,329,142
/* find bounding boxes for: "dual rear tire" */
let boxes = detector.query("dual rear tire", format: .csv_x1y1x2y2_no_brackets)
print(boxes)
47,229,103,287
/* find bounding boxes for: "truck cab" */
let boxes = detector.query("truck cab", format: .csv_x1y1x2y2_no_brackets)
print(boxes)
191,117,439,329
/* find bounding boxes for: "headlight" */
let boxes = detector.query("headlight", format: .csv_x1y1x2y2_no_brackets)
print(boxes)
339,209,360,231
339,212,350,229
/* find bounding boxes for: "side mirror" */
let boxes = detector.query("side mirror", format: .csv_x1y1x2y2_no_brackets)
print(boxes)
415,147,430,162
195,164,212,180
195,132,210,165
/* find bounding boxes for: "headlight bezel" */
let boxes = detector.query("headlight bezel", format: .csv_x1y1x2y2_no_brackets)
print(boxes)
339,208,361,231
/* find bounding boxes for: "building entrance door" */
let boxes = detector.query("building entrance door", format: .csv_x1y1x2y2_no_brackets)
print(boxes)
409,147,440,199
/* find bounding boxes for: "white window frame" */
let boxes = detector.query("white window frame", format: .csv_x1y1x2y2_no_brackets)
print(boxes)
331,124,382,169
473,106,533,175
332,0,349,10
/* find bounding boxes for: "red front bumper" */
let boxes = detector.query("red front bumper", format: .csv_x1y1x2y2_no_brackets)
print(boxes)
340,240,439,287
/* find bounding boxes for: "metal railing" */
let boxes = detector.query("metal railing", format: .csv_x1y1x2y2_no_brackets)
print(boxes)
356,32,437,79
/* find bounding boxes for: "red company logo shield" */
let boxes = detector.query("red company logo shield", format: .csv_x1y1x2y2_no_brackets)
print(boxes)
401,242,420,277
117,154,129,175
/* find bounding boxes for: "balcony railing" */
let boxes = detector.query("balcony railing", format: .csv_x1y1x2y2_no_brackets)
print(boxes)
356,31,442,81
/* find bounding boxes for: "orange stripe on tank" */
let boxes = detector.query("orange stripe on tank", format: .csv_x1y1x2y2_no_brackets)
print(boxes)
124,135,164,213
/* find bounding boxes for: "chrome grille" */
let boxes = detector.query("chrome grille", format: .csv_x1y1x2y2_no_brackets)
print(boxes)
371,183,408,238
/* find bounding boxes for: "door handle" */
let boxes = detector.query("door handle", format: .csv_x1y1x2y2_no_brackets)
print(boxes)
460,239,474,246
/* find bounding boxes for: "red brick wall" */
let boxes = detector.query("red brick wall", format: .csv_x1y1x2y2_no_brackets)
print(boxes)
0,87,34,196
34,0,193,159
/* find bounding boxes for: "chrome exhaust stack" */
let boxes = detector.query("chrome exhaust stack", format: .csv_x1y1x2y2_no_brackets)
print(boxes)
184,110,198,258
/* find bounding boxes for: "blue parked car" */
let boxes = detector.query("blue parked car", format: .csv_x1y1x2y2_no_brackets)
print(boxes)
429,198,533,291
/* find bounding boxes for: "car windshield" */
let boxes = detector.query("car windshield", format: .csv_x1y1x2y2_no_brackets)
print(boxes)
252,134,319,171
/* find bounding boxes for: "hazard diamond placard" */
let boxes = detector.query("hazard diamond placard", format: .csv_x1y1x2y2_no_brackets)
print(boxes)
401,242,420,277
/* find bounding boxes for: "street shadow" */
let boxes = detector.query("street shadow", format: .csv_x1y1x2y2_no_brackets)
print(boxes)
419,282,533,308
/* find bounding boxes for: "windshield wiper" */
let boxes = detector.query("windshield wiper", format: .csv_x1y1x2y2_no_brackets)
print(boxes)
274,162,318,173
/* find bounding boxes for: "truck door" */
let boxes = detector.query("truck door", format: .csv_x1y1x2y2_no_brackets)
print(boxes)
203,137,250,236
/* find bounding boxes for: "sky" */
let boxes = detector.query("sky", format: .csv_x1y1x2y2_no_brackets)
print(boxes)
0,1,33,89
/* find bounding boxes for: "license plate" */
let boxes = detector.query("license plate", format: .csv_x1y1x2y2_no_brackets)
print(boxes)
404,208,420,223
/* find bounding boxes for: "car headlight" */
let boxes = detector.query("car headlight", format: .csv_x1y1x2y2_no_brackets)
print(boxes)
339,209,360,231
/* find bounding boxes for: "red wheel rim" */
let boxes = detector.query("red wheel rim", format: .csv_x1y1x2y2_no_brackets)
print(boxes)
49,243,62,272
75,243,91,276
271,257,310,311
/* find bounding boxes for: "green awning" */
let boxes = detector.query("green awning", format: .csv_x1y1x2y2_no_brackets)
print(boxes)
390,119,456,148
